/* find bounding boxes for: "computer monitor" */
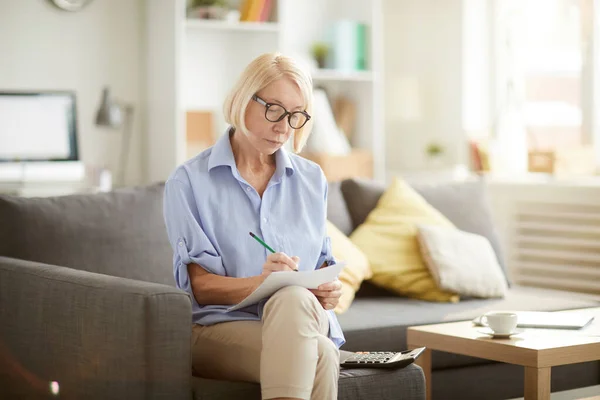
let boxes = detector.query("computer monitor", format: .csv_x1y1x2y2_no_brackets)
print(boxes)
0,91,79,162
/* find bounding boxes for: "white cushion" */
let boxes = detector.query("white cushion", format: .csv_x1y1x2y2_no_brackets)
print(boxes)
417,224,508,298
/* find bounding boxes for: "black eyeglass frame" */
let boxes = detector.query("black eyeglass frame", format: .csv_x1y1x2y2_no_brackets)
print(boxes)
251,94,311,129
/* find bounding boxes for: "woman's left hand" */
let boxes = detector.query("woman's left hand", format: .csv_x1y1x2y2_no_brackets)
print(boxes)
309,279,342,311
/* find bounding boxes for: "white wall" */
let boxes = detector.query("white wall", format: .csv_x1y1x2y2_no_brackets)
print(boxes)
0,0,145,186
462,0,492,138
383,0,492,173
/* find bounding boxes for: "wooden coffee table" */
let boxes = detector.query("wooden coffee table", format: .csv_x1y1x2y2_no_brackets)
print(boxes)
407,307,600,400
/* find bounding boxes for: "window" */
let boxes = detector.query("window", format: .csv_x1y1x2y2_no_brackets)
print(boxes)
493,0,596,159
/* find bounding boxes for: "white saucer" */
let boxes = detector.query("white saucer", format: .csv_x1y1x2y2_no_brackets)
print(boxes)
477,327,523,338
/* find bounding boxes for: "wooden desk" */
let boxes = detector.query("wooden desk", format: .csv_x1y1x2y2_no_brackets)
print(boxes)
407,308,600,400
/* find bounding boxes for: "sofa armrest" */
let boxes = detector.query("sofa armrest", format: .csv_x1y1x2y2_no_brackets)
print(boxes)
0,256,192,400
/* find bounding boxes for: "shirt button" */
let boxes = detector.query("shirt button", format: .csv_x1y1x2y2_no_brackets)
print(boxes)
246,187,251,192
263,217,268,222
178,241,183,247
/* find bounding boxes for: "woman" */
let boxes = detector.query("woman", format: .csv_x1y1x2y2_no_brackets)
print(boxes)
163,52,344,400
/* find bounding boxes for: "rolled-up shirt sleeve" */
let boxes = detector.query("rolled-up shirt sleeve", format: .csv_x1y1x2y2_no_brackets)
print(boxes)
316,235,336,270
163,178,226,296
314,173,345,347
315,172,337,270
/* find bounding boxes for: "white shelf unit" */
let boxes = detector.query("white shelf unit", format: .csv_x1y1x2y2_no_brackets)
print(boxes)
312,69,374,82
185,19,281,33
145,0,384,183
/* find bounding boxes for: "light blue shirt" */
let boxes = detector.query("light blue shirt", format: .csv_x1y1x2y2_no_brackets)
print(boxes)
163,128,345,348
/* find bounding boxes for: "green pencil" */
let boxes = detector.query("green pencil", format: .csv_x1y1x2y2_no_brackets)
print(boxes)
249,232,276,253
249,232,298,272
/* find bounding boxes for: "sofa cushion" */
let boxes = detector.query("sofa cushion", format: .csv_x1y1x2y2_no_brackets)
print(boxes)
411,179,508,283
0,184,175,286
341,178,385,229
191,363,425,400
417,225,507,298
327,220,372,314
327,181,354,236
341,178,509,283
337,285,599,370
349,178,459,302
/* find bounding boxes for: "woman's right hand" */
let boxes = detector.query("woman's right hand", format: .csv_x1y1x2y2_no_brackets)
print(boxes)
262,252,300,275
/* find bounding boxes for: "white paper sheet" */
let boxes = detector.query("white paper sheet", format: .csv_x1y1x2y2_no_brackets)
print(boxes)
227,262,346,312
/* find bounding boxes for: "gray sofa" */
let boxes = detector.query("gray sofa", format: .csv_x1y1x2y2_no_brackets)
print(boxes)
1,177,598,400
0,181,423,400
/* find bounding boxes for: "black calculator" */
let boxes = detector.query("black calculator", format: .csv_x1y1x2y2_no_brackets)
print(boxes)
340,347,427,369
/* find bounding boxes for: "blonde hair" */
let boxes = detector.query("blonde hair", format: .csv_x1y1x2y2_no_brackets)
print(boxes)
223,52,313,153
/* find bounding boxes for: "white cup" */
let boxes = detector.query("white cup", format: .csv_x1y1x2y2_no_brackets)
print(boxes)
481,312,518,334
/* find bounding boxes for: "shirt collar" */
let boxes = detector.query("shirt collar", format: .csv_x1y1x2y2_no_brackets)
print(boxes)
207,127,237,172
275,144,295,178
208,126,295,177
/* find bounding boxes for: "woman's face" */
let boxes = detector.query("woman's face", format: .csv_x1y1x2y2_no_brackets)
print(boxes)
244,78,305,155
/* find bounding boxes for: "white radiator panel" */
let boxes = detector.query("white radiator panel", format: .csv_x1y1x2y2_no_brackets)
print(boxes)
511,201,600,294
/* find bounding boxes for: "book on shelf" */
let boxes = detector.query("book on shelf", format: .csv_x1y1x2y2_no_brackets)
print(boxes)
326,20,367,71
239,0,274,22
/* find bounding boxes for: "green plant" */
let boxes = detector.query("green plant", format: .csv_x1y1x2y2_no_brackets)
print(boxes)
311,42,329,60
426,142,444,157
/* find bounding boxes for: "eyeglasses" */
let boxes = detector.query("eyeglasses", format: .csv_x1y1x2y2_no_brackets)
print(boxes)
252,95,311,130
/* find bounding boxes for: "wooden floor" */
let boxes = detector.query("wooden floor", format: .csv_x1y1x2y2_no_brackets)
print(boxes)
510,385,599,400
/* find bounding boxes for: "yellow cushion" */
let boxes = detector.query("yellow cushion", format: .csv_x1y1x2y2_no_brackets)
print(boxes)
327,220,372,314
350,177,459,302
